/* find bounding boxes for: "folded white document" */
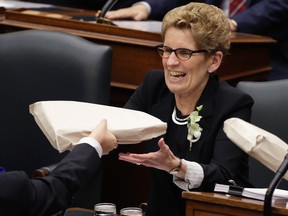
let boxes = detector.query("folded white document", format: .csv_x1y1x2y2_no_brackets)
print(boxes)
30,101,167,152
224,117,288,180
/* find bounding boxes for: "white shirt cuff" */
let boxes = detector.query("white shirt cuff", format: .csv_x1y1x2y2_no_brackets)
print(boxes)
134,1,151,15
78,137,103,158
173,159,204,191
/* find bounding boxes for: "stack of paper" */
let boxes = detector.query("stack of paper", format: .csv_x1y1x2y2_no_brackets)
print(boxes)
223,118,288,181
30,101,167,152
214,183,288,203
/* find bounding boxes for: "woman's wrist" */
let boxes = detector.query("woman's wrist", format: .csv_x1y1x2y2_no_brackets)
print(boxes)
169,158,182,175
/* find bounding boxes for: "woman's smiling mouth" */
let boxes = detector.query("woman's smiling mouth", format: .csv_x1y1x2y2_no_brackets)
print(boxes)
170,71,186,78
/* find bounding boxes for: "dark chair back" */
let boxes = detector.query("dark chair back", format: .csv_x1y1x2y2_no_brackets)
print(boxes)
0,29,112,208
236,80,288,189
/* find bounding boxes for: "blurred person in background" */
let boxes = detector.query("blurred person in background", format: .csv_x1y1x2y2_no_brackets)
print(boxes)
106,0,288,80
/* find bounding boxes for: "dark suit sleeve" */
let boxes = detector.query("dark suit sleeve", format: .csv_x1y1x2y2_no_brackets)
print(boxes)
0,171,35,215
233,0,288,41
0,144,101,216
145,0,190,20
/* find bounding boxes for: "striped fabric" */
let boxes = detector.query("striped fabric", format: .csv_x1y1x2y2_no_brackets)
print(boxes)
229,0,246,16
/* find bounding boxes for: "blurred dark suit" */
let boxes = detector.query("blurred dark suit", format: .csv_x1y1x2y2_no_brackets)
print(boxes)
0,144,101,216
205,0,288,80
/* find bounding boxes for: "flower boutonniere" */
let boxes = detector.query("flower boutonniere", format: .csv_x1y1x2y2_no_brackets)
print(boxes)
187,105,203,151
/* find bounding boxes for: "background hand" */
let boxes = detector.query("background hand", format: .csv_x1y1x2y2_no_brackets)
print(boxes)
105,4,149,21
229,19,238,31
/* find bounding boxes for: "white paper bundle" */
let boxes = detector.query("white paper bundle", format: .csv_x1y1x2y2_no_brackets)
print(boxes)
30,101,167,153
224,117,288,180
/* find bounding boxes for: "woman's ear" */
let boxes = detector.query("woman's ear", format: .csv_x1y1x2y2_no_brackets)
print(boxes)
208,51,223,73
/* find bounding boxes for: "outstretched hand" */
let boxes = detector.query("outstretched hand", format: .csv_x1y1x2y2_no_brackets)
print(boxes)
119,138,179,172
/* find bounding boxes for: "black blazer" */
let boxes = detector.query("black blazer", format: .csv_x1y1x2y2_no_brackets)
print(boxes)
125,70,254,216
0,144,101,216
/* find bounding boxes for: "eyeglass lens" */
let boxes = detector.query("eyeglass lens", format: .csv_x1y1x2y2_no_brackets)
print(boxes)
156,45,207,61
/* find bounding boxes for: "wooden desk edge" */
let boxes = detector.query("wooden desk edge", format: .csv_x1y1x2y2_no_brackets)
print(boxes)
0,8,276,44
182,191,288,214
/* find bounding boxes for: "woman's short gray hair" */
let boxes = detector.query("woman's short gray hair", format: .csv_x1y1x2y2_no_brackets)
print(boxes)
162,2,231,57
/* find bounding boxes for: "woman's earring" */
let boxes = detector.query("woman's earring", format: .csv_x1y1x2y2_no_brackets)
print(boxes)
208,69,214,73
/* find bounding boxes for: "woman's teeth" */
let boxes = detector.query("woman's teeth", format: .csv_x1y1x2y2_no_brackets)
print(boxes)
170,71,186,78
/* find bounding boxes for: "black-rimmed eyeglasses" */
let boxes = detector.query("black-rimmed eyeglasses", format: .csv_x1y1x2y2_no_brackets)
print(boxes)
155,44,208,61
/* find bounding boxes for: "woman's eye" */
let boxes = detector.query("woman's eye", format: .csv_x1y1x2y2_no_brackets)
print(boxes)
179,49,191,56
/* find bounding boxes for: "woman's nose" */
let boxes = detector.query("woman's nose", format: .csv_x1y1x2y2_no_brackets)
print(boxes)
166,52,180,66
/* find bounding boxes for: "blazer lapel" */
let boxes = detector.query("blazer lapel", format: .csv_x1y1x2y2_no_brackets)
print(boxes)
191,75,219,158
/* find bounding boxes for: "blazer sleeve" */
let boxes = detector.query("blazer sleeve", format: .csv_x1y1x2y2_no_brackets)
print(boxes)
0,171,35,215
146,0,190,20
0,144,101,216
199,83,254,190
232,0,288,41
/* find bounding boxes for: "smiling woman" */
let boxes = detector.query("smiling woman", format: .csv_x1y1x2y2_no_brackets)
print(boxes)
120,2,254,216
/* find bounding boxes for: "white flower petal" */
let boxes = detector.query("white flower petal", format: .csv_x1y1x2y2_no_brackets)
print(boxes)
194,131,201,138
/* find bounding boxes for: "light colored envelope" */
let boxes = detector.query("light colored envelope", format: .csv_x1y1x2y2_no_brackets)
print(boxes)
30,101,167,153
224,117,288,180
